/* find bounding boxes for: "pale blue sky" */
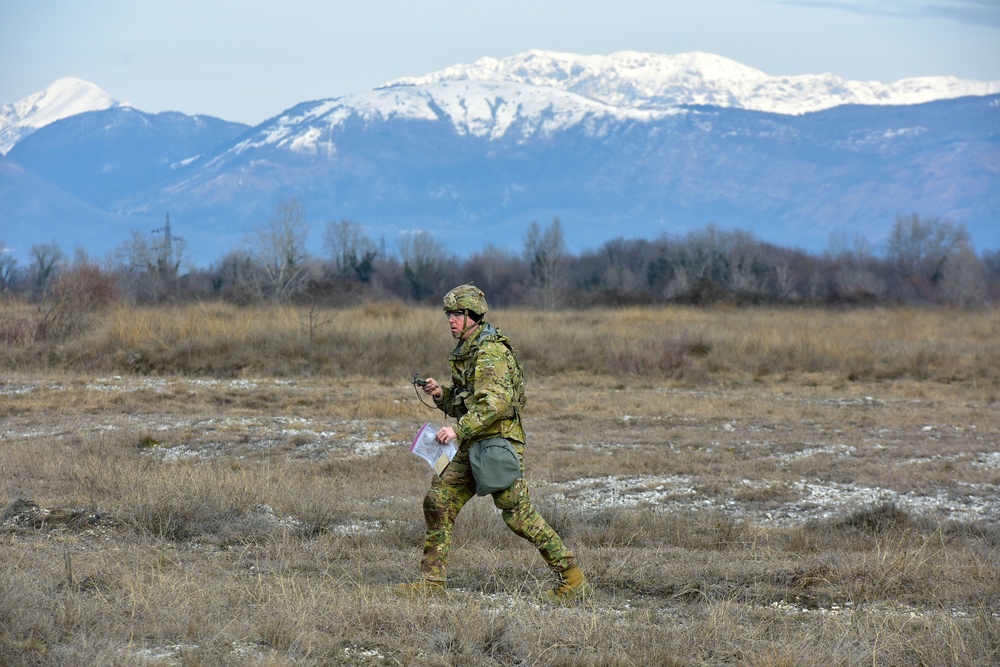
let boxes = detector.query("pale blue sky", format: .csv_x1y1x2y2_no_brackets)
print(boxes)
2,0,998,125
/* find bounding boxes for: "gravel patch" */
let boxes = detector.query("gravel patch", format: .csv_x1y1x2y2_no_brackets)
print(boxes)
544,474,999,527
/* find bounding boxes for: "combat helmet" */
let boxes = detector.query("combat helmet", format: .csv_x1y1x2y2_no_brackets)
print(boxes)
443,284,488,317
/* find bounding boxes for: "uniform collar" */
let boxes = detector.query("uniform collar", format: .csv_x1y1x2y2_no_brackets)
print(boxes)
452,321,495,355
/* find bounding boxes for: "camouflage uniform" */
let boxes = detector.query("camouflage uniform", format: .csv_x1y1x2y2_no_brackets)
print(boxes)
418,322,575,583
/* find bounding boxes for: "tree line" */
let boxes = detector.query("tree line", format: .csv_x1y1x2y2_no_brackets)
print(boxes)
2,201,998,309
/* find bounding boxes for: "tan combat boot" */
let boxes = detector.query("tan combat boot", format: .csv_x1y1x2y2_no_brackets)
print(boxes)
541,565,592,603
392,579,446,597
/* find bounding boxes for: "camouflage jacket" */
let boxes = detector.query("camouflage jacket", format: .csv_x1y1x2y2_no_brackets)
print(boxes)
434,323,526,449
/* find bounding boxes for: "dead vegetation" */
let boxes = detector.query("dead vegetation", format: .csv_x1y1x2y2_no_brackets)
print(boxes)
1,304,998,665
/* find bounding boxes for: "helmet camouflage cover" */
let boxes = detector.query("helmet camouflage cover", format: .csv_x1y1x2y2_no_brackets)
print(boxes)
443,284,488,316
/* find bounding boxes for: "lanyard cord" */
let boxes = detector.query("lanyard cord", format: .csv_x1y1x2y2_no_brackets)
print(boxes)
411,377,438,410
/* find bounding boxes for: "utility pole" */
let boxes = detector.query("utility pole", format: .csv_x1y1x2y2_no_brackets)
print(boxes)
151,213,175,272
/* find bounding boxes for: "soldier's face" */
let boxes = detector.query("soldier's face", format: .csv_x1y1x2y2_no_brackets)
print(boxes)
446,310,475,340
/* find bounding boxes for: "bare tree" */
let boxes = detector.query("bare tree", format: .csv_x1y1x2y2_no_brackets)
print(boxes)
828,233,886,302
983,250,1000,301
211,250,263,304
773,259,796,300
940,241,986,307
29,241,65,299
524,217,567,308
665,265,692,300
673,226,725,289
110,230,154,302
0,242,18,294
109,230,171,303
599,238,649,296
251,197,313,301
885,214,968,284
656,226,769,302
464,243,522,306
398,230,450,302
323,219,378,282
724,229,766,295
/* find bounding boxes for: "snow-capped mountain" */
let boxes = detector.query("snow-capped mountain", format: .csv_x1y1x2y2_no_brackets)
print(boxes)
227,79,674,155
117,80,998,264
8,106,250,208
389,50,1000,115
1,50,998,266
0,78,124,154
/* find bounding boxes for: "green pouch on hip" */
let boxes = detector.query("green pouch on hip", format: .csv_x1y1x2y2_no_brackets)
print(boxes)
468,437,522,496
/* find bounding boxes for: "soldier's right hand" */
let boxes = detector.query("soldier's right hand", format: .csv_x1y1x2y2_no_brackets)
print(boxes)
422,378,443,398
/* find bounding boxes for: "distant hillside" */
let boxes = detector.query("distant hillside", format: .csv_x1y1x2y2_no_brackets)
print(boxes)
1,51,997,266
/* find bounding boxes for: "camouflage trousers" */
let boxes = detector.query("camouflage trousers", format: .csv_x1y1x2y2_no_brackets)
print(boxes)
418,445,574,583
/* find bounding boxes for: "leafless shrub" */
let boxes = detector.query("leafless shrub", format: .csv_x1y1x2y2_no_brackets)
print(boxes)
0,314,36,346
34,262,118,341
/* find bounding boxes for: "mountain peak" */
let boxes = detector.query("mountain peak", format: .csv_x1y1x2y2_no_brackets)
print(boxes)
389,50,1000,115
1,78,123,154
391,49,768,87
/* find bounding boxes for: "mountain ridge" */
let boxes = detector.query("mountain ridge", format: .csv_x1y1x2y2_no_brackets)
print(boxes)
387,49,1000,115
4,49,999,151
1,51,998,266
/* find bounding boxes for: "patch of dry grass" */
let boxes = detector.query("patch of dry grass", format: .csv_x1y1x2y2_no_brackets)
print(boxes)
3,301,999,393
1,305,998,665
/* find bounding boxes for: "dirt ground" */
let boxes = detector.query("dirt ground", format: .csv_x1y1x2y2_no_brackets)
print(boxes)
2,372,998,666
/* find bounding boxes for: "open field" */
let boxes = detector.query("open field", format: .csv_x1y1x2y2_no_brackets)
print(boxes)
1,305,998,665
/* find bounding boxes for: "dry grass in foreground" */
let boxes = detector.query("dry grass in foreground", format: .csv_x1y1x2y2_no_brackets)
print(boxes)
0,305,998,665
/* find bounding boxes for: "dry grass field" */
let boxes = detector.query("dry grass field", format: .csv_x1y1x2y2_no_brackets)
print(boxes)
1,304,998,666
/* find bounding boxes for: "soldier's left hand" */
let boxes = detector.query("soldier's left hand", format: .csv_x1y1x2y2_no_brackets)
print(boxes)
436,426,457,444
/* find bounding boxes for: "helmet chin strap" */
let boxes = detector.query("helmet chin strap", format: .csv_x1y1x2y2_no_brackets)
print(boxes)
458,311,480,340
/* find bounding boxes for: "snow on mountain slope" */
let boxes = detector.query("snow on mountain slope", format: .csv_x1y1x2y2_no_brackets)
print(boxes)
223,79,681,159
6,50,997,157
0,78,124,154
389,50,1000,115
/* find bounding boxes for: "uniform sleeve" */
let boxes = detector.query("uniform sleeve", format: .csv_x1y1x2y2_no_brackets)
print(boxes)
434,386,460,418
454,341,515,442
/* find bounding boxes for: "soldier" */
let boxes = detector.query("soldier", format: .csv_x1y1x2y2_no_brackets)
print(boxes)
397,284,591,602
